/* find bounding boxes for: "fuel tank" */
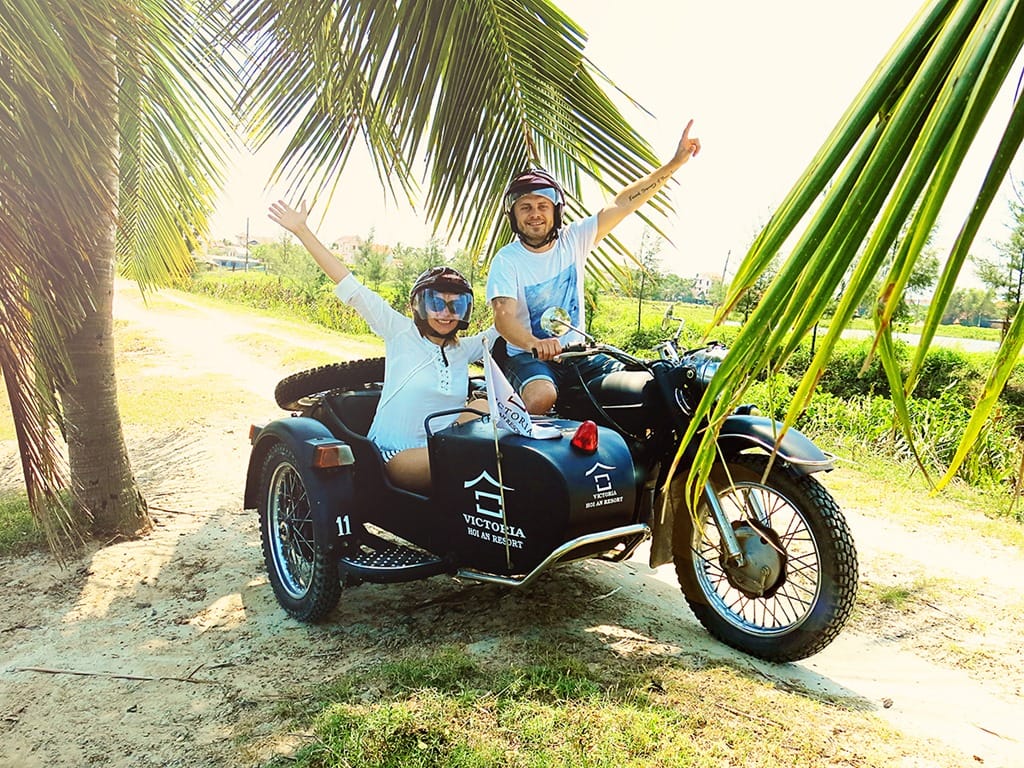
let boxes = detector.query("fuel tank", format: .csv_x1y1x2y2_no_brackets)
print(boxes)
428,418,637,575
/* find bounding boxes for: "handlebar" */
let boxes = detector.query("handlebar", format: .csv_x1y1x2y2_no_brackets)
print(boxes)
552,342,644,369
553,342,589,356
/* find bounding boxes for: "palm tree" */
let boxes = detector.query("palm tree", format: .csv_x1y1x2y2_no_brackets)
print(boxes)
2,0,234,551
3,0,668,553
678,0,1024,499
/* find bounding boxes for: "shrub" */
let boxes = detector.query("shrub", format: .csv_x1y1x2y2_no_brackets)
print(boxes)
796,390,1022,489
911,347,979,402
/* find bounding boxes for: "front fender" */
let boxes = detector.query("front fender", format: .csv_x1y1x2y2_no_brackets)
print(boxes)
244,416,356,551
648,415,832,569
718,415,832,474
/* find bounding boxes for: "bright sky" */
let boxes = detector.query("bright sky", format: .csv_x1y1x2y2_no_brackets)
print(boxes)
209,0,1023,284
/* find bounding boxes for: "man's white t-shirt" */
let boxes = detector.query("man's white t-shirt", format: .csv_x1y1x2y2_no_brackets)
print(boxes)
486,216,598,355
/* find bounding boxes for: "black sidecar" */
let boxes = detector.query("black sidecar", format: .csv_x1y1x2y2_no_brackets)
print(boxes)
243,363,648,622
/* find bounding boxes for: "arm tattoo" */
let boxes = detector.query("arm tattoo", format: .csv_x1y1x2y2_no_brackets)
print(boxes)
627,174,671,202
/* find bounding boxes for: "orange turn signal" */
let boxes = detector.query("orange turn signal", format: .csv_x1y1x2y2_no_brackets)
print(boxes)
312,444,347,468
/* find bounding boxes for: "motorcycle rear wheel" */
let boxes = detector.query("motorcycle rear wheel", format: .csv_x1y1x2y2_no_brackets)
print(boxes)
258,443,341,621
672,454,858,662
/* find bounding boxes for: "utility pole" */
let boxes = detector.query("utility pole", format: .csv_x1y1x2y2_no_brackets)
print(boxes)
244,217,250,271
713,249,731,311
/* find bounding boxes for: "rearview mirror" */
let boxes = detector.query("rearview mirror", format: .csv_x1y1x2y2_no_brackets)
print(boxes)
539,307,573,337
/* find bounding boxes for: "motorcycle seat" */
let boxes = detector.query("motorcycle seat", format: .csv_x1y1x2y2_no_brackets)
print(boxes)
586,369,654,407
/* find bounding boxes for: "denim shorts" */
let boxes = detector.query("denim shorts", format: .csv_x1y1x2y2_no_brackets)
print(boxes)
501,351,623,394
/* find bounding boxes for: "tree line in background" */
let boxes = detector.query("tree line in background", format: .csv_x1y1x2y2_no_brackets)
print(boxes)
221,183,1024,334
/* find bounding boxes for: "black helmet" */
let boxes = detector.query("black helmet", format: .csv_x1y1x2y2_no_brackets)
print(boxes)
410,266,474,335
503,168,565,246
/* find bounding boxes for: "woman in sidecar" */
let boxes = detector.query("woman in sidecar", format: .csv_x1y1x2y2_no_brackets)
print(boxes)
267,200,494,494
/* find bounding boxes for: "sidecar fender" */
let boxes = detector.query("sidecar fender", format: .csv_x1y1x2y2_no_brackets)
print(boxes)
717,415,833,474
244,417,356,550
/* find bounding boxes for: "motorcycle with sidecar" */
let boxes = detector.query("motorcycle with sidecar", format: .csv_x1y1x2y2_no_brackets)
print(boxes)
243,308,858,662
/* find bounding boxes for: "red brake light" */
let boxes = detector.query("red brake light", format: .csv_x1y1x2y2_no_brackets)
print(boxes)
570,420,599,453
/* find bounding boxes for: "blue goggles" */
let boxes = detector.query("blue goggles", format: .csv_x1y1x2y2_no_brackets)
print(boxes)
511,187,561,206
423,289,471,316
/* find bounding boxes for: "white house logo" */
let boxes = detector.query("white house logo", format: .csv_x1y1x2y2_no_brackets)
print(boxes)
461,471,525,549
584,462,624,509
464,470,507,519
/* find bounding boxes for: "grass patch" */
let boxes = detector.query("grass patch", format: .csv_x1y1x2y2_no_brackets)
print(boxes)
256,646,947,768
818,447,1024,551
855,576,948,615
229,331,378,373
0,491,44,556
115,320,161,355
116,368,267,428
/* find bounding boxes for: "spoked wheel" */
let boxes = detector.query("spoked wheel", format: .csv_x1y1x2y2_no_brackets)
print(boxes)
672,454,858,662
258,443,341,621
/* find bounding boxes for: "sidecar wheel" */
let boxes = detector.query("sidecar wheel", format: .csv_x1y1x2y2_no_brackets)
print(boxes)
672,454,858,662
259,443,341,621
275,358,386,410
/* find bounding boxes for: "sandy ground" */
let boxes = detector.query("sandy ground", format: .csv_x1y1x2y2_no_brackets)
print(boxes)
1,281,1023,767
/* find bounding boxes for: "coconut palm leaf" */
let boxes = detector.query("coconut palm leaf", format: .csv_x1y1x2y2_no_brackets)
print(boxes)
116,0,236,290
678,0,1024,504
1,0,235,549
232,0,669,271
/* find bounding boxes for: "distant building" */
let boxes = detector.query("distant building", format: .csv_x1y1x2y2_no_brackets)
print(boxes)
200,244,265,271
204,255,265,271
332,235,362,259
331,235,391,261
693,273,715,300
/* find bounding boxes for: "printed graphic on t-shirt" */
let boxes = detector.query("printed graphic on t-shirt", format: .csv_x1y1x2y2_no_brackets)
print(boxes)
525,263,579,338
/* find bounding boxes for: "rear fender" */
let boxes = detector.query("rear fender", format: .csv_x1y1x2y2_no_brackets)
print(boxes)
244,417,357,551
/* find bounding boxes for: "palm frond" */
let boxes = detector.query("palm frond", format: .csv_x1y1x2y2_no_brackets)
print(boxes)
233,0,668,271
681,0,1024,503
116,0,237,290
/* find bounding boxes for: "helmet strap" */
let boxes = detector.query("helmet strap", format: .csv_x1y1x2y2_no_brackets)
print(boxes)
414,317,460,343
518,226,559,249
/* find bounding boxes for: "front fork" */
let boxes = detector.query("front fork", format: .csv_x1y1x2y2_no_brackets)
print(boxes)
705,481,747,567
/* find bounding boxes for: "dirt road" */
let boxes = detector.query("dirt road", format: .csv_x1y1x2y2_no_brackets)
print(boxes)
1,281,1022,767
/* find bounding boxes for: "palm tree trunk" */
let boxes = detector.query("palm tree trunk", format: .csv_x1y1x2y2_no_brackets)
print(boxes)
62,252,151,539
59,32,151,540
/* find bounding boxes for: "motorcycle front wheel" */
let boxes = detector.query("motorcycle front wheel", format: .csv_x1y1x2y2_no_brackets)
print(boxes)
258,443,341,622
672,453,858,662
